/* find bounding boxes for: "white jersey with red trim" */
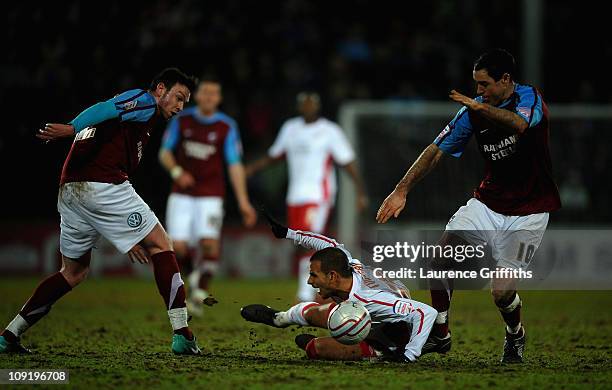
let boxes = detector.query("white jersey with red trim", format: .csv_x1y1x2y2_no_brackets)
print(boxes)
268,117,355,206
286,228,438,361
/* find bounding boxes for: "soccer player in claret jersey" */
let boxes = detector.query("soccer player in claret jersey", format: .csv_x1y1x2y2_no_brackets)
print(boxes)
0,68,202,355
247,92,368,303
241,212,438,363
159,79,257,316
377,49,561,363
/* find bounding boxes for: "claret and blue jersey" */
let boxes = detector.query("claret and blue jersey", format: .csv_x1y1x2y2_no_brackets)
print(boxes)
433,83,561,216
61,89,165,185
434,83,543,158
161,107,243,197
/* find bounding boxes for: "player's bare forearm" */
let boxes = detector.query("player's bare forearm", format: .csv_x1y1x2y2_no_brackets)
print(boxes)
245,156,277,177
449,89,527,134
473,103,528,134
158,148,178,173
395,144,443,194
342,161,367,197
228,163,252,208
159,148,193,187
342,161,369,212
376,144,442,223
229,163,257,227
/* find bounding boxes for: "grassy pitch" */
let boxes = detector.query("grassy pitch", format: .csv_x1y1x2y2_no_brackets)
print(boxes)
1,277,611,389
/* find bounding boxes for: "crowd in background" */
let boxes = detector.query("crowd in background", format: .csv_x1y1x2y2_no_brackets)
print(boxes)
1,0,609,223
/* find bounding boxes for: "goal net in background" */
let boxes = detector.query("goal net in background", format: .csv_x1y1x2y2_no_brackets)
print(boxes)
336,101,612,251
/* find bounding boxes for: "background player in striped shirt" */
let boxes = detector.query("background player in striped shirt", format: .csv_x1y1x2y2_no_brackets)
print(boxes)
247,92,368,303
377,49,561,363
0,68,202,355
159,79,257,316
241,213,437,362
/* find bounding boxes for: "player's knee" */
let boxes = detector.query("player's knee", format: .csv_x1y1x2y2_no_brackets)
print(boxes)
200,241,219,258
144,225,174,254
202,245,219,259
61,266,89,287
491,289,515,307
173,241,189,259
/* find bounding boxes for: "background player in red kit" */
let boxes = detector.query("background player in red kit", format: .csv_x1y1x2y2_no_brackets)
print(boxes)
0,68,202,355
159,79,257,316
377,49,561,363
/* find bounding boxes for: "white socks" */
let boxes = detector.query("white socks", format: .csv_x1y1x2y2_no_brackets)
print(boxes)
6,314,29,338
435,310,448,325
168,307,189,331
274,302,319,327
499,293,522,313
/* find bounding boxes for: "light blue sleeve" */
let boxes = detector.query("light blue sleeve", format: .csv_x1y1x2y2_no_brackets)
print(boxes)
223,122,243,165
69,89,156,132
161,116,181,151
69,101,119,133
107,89,157,123
515,86,543,128
433,107,473,158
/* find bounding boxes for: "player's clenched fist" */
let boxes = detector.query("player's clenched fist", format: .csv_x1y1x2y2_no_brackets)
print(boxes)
376,189,407,224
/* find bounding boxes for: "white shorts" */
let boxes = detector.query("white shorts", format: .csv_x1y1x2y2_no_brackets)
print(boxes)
446,198,549,270
166,194,224,242
58,181,159,258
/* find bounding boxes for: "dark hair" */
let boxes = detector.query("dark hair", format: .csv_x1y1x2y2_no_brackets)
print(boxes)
473,48,516,81
149,67,197,92
311,247,352,278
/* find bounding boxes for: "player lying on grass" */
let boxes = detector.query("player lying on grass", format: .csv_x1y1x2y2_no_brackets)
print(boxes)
241,213,439,362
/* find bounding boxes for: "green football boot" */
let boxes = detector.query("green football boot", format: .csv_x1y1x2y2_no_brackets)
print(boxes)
171,334,201,355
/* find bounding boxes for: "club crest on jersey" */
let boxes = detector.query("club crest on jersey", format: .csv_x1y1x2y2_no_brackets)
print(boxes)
393,300,413,316
117,100,138,111
207,131,217,142
127,212,142,228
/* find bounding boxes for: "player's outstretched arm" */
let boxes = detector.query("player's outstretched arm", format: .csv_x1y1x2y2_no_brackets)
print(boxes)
261,209,349,254
37,100,120,141
376,144,444,223
449,89,528,135
245,156,280,177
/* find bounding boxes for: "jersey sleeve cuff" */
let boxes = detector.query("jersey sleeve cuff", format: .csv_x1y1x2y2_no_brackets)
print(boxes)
286,228,297,240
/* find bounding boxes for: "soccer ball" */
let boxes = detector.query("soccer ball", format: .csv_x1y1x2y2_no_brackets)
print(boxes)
327,301,372,345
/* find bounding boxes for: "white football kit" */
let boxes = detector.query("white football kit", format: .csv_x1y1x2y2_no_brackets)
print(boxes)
268,117,355,206
286,229,438,361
